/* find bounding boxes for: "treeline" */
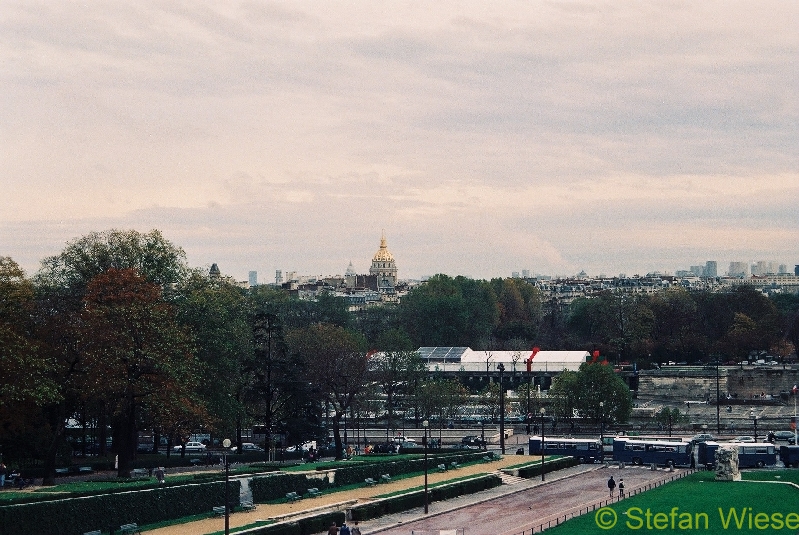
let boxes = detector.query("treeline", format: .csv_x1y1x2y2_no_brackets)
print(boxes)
1,229,798,482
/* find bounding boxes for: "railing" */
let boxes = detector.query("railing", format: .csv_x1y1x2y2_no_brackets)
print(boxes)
509,469,696,534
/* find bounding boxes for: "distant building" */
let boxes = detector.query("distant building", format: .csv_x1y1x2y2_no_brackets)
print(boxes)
275,270,283,285
248,271,258,287
728,262,749,278
369,232,397,293
705,261,718,278
209,263,221,280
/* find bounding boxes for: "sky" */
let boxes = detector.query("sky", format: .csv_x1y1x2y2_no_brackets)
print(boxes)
2,1,797,282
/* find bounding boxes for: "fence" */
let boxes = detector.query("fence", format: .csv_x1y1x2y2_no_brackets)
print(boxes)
510,469,697,534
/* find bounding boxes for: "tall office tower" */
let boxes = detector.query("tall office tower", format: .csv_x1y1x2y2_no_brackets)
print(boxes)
728,262,749,277
248,271,258,287
690,266,704,277
512,271,520,278
275,270,283,285
705,261,717,278
795,265,799,276
779,264,788,274
522,269,531,278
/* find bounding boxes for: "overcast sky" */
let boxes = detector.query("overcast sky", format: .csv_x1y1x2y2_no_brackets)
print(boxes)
2,1,797,282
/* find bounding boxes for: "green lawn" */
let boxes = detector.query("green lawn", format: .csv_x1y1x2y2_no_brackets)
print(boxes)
545,470,799,534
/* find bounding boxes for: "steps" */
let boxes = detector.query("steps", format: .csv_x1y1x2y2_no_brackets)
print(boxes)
495,470,527,485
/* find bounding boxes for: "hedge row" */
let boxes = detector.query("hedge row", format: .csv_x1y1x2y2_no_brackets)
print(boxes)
0,480,238,535
514,456,580,478
348,473,502,522
238,474,501,534
249,451,487,503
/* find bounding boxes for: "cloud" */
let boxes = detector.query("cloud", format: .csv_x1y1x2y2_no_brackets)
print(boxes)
1,1,797,280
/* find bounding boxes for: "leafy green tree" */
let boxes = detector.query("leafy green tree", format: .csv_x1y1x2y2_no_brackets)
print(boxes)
78,268,200,477
654,407,687,436
549,363,633,426
285,324,368,460
399,274,498,348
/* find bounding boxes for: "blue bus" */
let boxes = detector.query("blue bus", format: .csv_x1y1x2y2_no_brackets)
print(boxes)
779,445,799,468
697,442,776,469
528,436,603,463
612,437,692,467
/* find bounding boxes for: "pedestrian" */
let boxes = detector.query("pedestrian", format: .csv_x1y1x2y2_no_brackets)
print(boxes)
155,467,165,484
607,475,616,497
327,522,339,535
0,462,6,490
350,521,362,535
618,478,625,498
340,521,351,535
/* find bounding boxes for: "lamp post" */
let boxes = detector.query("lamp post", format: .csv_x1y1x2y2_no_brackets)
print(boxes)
498,363,506,455
540,407,546,481
422,419,429,514
751,410,758,442
599,401,605,460
526,367,532,434
222,438,231,535
716,356,721,436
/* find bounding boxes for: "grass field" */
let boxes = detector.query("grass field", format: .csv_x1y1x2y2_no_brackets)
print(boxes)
545,470,799,534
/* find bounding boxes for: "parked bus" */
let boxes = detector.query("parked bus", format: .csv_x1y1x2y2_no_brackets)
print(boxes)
612,437,692,467
697,442,776,469
779,445,799,468
529,436,603,463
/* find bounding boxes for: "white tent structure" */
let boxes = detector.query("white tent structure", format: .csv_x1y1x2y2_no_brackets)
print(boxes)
418,347,589,374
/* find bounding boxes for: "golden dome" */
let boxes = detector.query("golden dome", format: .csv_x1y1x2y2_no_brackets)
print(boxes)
372,235,394,262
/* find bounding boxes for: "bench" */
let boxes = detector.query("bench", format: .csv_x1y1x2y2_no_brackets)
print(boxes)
450,461,459,470
364,478,377,486
241,500,255,511
285,491,302,502
212,506,227,516
380,474,391,483
83,531,101,535
307,487,322,498
483,453,499,462
119,523,141,535
437,463,447,472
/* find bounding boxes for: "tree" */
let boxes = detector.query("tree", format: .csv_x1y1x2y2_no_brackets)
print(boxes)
285,324,369,460
654,407,687,436
78,268,200,476
549,362,633,427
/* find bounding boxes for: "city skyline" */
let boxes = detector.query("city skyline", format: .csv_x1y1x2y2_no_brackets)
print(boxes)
2,2,797,281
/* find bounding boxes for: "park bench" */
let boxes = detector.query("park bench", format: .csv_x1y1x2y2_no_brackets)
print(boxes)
285,491,302,502
450,461,459,470
83,531,101,535
380,474,391,483
364,478,377,486
307,487,322,498
437,463,447,472
212,506,227,516
241,500,256,511
119,523,141,535
131,468,149,478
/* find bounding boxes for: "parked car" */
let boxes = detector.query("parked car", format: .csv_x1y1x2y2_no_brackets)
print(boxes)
773,431,797,444
732,436,756,443
461,435,486,447
172,441,206,453
691,433,715,443
231,442,264,453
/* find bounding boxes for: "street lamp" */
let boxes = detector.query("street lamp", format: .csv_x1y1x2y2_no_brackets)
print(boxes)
750,410,758,442
498,363,506,455
222,438,231,535
540,407,546,481
422,419,429,514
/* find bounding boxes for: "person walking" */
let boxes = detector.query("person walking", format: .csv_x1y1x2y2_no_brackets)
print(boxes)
618,478,625,498
340,521,351,535
350,521,362,535
327,522,339,535
607,475,616,498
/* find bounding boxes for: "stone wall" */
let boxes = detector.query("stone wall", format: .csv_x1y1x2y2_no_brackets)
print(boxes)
638,366,799,402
